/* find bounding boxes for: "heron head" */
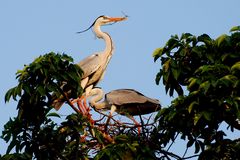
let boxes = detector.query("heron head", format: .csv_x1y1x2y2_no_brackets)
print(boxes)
77,15,127,34
95,15,127,26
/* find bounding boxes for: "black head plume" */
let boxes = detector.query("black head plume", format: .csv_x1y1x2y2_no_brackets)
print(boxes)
76,15,105,34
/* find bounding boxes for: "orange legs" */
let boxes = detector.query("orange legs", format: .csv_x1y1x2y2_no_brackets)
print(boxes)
71,96,94,125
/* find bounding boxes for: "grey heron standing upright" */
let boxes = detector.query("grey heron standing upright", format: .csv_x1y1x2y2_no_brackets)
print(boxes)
52,15,127,110
88,88,161,131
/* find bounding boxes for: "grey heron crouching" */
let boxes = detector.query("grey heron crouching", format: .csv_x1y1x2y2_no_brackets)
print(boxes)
88,88,161,132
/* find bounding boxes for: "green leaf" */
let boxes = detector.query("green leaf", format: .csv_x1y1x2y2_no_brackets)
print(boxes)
221,53,229,62
199,81,211,94
206,53,215,63
2,130,11,143
194,113,202,125
171,68,180,80
189,90,199,97
231,61,240,72
127,143,137,153
5,87,15,102
175,83,184,96
166,36,180,50
198,34,212,46
187,139,194,148
67,70,80,82
215,34,230,47
163,59,171,72
230,26,240,32
181,33,193,40
192,46,202,57
47,112,61,118
36,85,45,96
188,78,198,91
93,128,104,144
6,140,17,154
115,134,128,142
62,53,74,62
202,111,212,121
196,65,210,74
188,101,198,113
153,48,163,61
155,70,163,85
221,75,237,83
195,141,200,153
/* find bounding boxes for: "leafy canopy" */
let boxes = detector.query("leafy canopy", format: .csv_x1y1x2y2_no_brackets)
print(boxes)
153,26,240,158
2,53,84,159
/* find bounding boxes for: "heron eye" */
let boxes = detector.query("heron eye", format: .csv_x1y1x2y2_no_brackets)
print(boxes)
102,16,108,20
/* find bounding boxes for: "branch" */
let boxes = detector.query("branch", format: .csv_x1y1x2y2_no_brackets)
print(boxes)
167,133,179,151
182,154,199,159
160,149,182,160
182,147,188,159
56,85,81,114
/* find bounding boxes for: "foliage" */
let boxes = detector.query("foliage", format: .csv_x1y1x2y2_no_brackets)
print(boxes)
95,134,156,160
2,26,240,159
153,26,240,158
198,138,240,160
2,52,159,160
2,53,83,159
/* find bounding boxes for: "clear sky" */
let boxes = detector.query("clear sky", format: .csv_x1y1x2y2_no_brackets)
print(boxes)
0,0,239,157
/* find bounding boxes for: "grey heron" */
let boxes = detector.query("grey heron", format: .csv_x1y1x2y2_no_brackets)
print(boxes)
88,88,161,127
52,15,127,110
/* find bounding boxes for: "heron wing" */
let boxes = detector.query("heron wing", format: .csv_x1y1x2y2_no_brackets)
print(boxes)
78,54,101,79
106,89,159,105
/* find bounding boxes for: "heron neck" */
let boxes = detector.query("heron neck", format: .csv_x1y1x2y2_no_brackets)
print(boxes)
93,25,114,56
89,88,109,110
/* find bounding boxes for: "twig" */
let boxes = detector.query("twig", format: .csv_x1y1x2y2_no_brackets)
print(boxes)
167,133,179,151
160,149,182,160
182,147,188,159
182,154,200,159
139,115,145,136
57,86,81,114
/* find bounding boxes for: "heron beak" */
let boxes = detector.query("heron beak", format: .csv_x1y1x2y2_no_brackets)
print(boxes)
108,17,127,22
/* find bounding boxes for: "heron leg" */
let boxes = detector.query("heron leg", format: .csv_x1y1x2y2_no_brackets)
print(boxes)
75,96,87,114
70,96,94,125
77,96,94,125
104,105,117,132
77,84,93,116
79,78,93,117
83,96,90,113
77,98,87,114
70,98,83,113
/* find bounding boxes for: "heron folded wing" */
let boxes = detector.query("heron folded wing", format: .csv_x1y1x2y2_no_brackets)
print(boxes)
78,54,101,79
106,89,149,105
120,89,160,105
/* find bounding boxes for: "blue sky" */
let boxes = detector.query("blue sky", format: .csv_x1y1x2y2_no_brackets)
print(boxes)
0,0,239,157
